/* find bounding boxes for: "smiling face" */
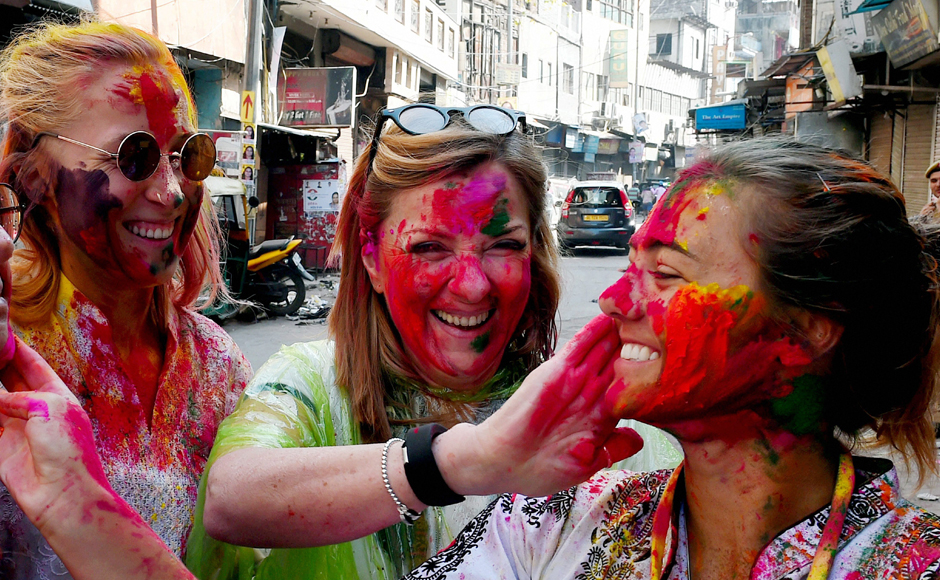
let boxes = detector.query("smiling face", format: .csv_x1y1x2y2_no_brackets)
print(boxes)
599,181,812,429
362,162,532,391
40,62,202,289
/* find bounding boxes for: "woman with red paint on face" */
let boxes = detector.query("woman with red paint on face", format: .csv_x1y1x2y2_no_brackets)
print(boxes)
398,138,940,579
0,22,251,578
185,105,659,580
0,201,194,580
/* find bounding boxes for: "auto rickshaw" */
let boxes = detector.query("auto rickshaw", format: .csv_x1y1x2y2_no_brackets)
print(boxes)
203,175,310,319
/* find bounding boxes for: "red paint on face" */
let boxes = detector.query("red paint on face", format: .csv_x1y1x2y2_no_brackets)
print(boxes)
367,163,532,391
607,283,809,424
48,64,202,288
110,67,183,146
601,180,814,435
429,172,507,235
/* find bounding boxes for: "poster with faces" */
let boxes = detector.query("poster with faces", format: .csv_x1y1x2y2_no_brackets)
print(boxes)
303,179,342,214
215,136,242,178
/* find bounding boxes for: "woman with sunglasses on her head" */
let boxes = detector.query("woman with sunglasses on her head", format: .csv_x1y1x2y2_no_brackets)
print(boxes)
185,104,665,579
0,21,251,578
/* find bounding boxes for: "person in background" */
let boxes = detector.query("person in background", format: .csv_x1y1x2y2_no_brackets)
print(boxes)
0,21,251,578
640,186,654,216
185,104,674,580
403,138,940,579
920,160,940,218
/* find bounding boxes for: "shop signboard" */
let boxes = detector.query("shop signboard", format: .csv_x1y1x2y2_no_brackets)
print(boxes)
279,67,356,128
872,0,939,68
609,30,630,88
694,100,747,131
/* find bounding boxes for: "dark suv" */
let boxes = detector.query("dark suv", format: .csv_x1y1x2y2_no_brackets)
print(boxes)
556,181,636,251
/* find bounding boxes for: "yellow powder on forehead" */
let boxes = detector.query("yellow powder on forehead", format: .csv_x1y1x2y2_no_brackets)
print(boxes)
703,182,726,198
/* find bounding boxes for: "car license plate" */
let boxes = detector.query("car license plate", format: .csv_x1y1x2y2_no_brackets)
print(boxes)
583,214,609,222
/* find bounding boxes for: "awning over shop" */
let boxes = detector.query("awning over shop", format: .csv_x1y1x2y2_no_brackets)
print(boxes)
692,99,747,131
258,122,337,140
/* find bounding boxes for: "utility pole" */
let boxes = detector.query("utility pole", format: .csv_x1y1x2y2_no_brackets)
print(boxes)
244,0,264,123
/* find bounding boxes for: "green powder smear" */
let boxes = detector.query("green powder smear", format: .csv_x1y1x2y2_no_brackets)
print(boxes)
770,374,827,436
481,198,511,237
471,331,491,353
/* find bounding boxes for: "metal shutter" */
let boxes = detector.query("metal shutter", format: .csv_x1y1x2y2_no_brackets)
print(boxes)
868,112,893,179
902,104,936,216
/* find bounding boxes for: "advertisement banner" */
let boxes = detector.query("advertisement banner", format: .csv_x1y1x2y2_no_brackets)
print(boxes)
279,67,356,127
872,0,939,68
609,30,630,88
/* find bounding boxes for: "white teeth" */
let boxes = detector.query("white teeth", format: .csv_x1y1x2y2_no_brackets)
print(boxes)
620,342,660,362
434,310,492,327
128,224,172,240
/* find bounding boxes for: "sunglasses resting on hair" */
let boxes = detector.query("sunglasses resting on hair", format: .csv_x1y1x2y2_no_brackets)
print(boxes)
367,104,527,168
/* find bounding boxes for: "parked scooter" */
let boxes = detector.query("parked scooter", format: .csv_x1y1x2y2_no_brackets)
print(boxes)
204,176,314,319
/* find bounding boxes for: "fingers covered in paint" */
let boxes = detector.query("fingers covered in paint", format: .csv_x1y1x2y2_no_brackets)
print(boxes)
454,314,641,497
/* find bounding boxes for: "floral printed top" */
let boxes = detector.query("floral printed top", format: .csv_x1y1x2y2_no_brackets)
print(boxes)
405,456,940,580
0,276,251,579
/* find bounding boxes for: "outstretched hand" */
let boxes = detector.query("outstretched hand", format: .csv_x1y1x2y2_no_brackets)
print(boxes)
463,314,643,497
0,336,107,532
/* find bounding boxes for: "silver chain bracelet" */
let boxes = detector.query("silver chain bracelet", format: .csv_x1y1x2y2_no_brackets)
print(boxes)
382,438,422,525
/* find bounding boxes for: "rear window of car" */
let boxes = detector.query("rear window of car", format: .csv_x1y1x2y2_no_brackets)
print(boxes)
570,187,623,207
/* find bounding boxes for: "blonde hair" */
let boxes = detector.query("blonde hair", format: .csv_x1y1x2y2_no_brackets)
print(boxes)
0,20,225,329
329,119,559,442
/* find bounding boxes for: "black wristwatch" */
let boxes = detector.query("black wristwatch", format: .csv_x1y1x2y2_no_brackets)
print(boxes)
402,423,466,506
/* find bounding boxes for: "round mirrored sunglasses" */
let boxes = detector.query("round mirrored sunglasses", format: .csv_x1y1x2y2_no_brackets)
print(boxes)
33,131,217,183
0,183,26,243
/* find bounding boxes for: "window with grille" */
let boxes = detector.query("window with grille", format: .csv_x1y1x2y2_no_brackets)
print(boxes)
395,0,405,22
425,9,433,42
411,0,420,32
563,63,574,94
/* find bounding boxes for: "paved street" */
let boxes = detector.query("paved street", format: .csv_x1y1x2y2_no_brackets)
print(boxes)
221,248,940,514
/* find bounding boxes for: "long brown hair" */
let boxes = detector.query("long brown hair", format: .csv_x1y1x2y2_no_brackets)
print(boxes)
0,21,225,330
329,118,559,442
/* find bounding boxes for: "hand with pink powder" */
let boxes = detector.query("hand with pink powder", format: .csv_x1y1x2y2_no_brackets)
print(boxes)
0,338,194,580
435,314,644,498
